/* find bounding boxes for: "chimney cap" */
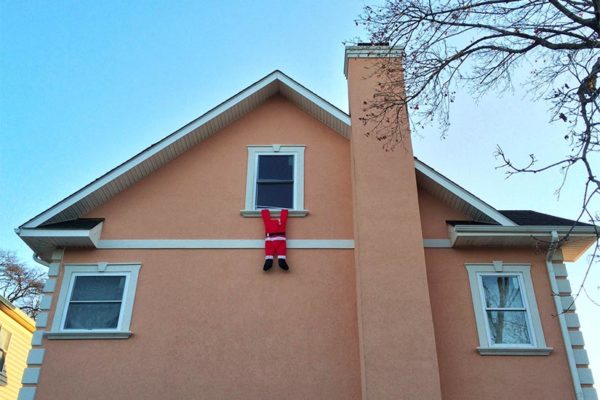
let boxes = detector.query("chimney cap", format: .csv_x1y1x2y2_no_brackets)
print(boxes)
344,44,403,77
357,42,390,46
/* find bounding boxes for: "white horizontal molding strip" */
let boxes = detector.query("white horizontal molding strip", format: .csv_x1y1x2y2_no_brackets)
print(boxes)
97,239,354,249
423,239,452,248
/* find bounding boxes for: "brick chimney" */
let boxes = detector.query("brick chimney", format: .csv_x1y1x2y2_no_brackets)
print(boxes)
345,45,443,400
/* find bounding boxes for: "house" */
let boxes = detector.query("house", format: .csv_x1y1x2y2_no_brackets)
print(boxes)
14,45,598,400
0,295,35,400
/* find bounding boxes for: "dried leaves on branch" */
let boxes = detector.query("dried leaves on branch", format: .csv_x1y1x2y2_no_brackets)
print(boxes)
356,0,600,218
356,0,599,301
0,250,46,318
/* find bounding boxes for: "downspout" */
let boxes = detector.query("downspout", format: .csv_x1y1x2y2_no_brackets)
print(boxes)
546,230,584,400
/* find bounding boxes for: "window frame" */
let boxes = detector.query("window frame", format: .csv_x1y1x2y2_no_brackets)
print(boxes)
0,324,10,384
50,263,141,338
465,263,552,355
242,145,307,217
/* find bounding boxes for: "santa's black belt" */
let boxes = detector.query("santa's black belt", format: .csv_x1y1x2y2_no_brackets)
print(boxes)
266,232,286,237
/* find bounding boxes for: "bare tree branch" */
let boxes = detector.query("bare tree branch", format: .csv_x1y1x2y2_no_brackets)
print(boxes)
356,0,600,306
0,250,46,318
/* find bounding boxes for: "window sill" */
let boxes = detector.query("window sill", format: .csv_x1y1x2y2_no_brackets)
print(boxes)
477,347,553,356
240,209,309,217
45,331,132,340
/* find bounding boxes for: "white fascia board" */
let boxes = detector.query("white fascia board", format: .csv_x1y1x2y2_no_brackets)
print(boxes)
415,160,518,227
18,228,94,239
21,71,350,229
275,72,352,126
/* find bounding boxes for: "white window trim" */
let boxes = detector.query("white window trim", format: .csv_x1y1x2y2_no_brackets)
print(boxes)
0,324,8,385
241,145,308,217
465,263,552,356
48,263,141,339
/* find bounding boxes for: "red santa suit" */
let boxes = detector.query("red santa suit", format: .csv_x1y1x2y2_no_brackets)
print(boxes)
261,209,287,260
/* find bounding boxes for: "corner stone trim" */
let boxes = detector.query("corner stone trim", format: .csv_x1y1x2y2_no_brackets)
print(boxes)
554,261,597,399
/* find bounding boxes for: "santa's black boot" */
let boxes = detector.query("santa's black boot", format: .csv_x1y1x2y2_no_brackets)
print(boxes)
278,258,289,271
263,258,273,271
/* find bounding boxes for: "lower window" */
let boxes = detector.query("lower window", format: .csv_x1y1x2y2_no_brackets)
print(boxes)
64,274,127,330
51,263,141,336
466,263,552,355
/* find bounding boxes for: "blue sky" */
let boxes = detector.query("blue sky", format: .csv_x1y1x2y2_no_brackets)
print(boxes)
1,0,599,384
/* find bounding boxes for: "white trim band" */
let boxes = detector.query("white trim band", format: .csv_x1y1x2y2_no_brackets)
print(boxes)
97,239,354,249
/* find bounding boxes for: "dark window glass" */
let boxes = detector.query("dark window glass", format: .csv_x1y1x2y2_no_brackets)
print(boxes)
256,155,294,208
64,275,126,330
258,155,293,181
70,276,125,301
256,183,294,208
65,303,122,329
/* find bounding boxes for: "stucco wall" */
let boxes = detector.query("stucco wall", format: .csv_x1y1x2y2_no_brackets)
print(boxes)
420,191,575,399
31,92,578,399
37,249,361,400
34,95,362,399
86,95,354,240
418,187,470,239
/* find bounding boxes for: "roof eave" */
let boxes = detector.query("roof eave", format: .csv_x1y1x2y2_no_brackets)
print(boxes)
16,222,103,261
19,71,351,229
449,224,599,262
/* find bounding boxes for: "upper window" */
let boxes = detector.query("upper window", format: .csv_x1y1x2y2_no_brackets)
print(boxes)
51,263,141,338
256,155,294,209
0,325,11,383
242,145,306,216
466,263,551,355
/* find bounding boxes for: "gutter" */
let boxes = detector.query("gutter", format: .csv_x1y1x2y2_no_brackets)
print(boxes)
546,230,584,400
452,225,598,236
33,253,50,267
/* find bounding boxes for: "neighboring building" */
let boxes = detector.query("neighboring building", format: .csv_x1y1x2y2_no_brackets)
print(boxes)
15,45,598,400
0,296,35,400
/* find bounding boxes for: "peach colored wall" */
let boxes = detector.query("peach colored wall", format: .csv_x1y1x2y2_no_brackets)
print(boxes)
425,247,575,400
347,56,442,400
86,95,353,240
38,249,361,400
418,187,471,239
33,88,577,399
419,190,574,399
36,96,362,399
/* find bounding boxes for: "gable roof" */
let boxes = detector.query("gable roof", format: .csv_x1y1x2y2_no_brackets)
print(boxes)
447,211,593,227
17,71,595,260
498,210,593,227
415,158,517,226
19,71,351,229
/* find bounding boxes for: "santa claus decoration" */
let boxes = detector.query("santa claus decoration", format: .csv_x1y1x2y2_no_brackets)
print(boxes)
261,209,290,271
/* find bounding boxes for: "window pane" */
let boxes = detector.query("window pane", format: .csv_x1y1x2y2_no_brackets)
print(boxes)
486,310,531,344
482,275,524,308
256,183,293,208
71,276,126,301
64,302,122,329
258,155,293,181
